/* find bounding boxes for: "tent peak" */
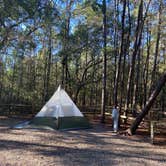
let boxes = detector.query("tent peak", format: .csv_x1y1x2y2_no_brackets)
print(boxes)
57,85,62,91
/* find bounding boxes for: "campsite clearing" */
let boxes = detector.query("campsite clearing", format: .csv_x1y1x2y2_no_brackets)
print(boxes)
0,117,166,166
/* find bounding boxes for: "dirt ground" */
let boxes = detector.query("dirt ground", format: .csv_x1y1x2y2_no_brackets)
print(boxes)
0,116,165,166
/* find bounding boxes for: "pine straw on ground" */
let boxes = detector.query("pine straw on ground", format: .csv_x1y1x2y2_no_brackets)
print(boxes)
0,116,165,166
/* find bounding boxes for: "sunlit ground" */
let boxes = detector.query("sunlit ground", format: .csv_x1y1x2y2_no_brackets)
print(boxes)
0,117,165,166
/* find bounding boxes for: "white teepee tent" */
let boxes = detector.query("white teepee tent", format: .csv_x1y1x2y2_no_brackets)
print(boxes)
29,85,90,130
36,85,83,118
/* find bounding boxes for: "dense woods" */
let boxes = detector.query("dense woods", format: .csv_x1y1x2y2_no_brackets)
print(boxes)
0,0,165,130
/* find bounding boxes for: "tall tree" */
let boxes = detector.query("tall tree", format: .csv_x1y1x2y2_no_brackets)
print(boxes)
114,0,127,108
150,0,162,92
61,0,74,89
124,0,151,118
143,23,151,106
45,27,52,101
101,0,107,123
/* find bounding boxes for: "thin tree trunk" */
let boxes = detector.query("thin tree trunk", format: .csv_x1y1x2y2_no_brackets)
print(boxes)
120,0,131,114
101,0,107,123
113,0,119,106
74,85,82,104
150,1,162,93
45,27,52,101
0,59,3,101
132,47,141,116
114,0,126,107
10,62,16,102
74,54,79,104
43,46,47,103
17,53,24,102
55,62,58,86
61,0,73,89
82,88,86,106
143,26,151,106
161,89,165,112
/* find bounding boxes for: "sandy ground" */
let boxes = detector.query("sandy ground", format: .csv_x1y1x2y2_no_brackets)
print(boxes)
0,117,165,166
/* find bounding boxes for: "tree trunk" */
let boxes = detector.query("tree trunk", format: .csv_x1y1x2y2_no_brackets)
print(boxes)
114,0,126,107
10,62,16,102
45,27,52,101
112,0,119,105
61,0,73,89
143,26,151,106
74,85,82,104
55,62,58,86
120,0,131,113
101,0,107,123
0,59,3,101
17,53,24,102
124,0,144,118
161,89,165,112
150,1,162,93
82,88,86,106
43,45,47,103
128,72,166,135
132,47,141,116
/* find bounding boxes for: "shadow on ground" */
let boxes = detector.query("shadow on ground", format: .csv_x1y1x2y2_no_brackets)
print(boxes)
0,117,166,166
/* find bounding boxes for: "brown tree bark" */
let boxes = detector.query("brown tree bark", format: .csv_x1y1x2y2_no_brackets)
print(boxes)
114,0,126,107
132,47,141,116
45,27,52,101
17,52,24,102
143,26,151,106
0,59,3,101
9,62,16,102
113,0,119,105
101,0,107,123
43,42,47,103
150,1,162,93
128,72,166,135
61,0,73,89
124,0,151,118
